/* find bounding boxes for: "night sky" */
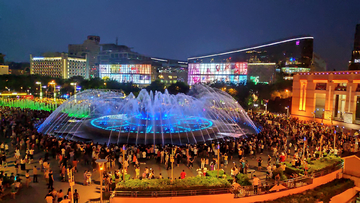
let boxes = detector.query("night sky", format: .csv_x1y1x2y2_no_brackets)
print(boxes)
0,0,359,70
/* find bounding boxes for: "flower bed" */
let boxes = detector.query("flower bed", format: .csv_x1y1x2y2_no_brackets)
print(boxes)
115,176,231,191
259,178,354,203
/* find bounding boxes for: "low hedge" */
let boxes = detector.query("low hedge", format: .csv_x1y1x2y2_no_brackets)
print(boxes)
115,176,231,191
259,178,354,203
281,155,342,177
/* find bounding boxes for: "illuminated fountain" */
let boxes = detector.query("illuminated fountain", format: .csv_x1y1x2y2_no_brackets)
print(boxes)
38,85,259,145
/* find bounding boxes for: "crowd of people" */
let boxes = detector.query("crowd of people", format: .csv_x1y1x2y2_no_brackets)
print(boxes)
0,104,358,201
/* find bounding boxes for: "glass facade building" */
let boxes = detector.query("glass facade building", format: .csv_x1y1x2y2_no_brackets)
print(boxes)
99,64,151,84
188,63,247,85
188,36,314,84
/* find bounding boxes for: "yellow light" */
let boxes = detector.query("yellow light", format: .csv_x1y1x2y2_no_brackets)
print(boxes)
285,89,289,92
100,167,104,171
0,93,27,96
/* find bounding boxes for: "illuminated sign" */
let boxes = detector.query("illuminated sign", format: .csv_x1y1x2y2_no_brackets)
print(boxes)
355,59,360,63
188,63,247,85
99,64,151,84
250,76,260,85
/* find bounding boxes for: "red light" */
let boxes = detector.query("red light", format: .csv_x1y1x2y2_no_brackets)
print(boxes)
229,57,231,60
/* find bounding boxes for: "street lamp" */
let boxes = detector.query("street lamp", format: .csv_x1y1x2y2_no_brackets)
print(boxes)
35,82,42,100
217,144,220,177
171,147,175,182
67,168,75,203
122,145,126,181
96,159,107,203
49,81,56,104
70,82,77,102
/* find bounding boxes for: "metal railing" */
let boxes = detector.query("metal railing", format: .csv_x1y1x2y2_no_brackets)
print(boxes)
111,163,343,198
112,188,231,197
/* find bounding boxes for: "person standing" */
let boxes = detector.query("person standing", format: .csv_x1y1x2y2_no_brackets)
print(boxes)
57,189,64,203
73,189,80,203
253,175,260,194
33,165,38,183
25,170,30,187
48,170,54,190
180,170,186,179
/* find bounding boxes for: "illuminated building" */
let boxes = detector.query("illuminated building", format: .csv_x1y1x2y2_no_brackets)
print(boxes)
0,54,9,75
0,65,9,75
99,64,152,85
0,53,5,65
292,70,360,124
187,63,247,85
7,62,30,75
30,53,88,79
349,24,360,70
69,35,100,78
151,58,188,84
188,36,314,83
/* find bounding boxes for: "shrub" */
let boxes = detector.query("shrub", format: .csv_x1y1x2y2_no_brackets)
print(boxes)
236,173,252,186
260,178,354,203
116,176,231,191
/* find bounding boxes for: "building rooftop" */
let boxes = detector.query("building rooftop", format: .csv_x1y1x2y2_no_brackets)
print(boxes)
188,35,313,60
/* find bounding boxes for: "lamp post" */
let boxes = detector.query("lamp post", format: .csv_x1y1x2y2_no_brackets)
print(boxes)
217,144,220,177
122,145,126,181
96,159,107,203
70,82,77,102
36,82,42,100
171,147,175,182
67,168,75,203
49,81,56,103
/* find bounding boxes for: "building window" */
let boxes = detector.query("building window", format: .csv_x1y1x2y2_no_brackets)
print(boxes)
315,83,327,90
335,83,347,91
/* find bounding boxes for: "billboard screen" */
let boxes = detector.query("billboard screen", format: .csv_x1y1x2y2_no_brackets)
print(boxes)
188,63,247,85
99,64,151,84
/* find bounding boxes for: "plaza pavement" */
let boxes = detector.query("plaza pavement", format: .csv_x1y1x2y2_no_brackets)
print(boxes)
1,147,276,203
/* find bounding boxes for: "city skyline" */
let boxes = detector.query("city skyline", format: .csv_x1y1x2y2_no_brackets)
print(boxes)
0,0,360,71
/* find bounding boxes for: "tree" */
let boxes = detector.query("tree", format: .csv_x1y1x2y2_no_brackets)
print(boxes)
167,82,190,95
146,80,165,93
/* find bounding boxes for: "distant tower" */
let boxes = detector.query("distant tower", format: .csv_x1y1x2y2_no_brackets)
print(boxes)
349,24,360,70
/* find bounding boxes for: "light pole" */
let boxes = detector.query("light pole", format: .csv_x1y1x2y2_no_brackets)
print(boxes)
70,82,77,102
35,82,42,100
122,145,126,181
171,147,175,182
96,159,107,203
217,144,220,177
49,81,56,103
67,168,75,203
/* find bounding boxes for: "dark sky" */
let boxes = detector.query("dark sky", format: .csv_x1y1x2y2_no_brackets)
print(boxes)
0,0,359,70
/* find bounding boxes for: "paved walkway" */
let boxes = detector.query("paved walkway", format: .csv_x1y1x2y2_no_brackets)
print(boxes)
0,145,277,203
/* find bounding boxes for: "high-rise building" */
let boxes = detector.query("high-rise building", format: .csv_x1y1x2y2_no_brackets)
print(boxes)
30,53,88,79
349,24,360,70
69,36,100,78
0,53,9,75
187,36,314,84
0,53,5,65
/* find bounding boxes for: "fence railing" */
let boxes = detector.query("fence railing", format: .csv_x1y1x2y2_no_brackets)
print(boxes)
112,163,343,198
